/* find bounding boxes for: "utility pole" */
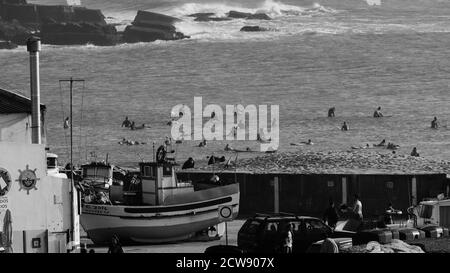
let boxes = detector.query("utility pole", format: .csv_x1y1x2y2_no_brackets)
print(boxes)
59,77,84,245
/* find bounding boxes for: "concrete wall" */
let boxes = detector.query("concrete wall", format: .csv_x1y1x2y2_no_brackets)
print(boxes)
178,171,448,218
0,113,46,144
0,142,78,252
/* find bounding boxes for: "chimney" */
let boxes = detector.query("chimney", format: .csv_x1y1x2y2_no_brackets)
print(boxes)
27,36,41,144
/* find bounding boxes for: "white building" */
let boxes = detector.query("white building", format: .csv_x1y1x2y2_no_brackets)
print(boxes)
0,87,79,253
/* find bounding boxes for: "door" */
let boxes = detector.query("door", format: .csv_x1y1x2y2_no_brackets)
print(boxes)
439,206,450,228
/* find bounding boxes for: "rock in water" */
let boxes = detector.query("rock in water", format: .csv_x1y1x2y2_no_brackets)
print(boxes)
0,19,32,45
228,10,252,19
247,13,271,20
228,10,272,20
240,26,268,32
123,10,189,43
41,22,118,46
0,1,120,46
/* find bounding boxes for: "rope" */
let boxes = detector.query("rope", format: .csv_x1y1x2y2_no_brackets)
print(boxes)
58,81,70,158
78,81,86,165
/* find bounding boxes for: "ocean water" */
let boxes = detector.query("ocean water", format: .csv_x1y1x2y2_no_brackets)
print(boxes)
1,0,450,167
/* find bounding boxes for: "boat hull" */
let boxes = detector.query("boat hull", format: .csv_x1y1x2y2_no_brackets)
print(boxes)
81,183,239,244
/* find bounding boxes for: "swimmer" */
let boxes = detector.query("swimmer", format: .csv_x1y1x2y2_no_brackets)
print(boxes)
341,122,349,131
121,116,131,128
387,142,400,150
431,117,439,129
328,107,335,117
164,136,172,146
300,139,314,145
410,147,420,157
224,144,233,151
373,106,383,118
199,139,207,147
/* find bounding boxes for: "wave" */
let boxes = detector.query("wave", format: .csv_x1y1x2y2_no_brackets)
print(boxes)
156,0,337,18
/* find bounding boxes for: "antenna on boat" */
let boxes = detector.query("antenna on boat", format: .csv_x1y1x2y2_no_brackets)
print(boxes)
137,152,144,162
152,142,155,162
59,76,84,244
234,152,238,184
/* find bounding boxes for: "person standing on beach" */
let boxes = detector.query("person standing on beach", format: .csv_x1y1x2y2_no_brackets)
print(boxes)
107,235,124,253
323,200,339,229
63,117,70,129
341,122,349,131
431,117,439,129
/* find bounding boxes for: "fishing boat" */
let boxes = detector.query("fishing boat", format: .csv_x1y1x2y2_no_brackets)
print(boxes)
79,148,240,245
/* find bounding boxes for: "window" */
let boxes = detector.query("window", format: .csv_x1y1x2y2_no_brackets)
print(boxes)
143,166,153,177
245,220,262,235
305,219,330,233
265,222,278,232
47,157,56,169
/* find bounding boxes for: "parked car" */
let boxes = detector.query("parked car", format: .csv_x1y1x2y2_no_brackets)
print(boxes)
237,213,356,253
204,245,245,254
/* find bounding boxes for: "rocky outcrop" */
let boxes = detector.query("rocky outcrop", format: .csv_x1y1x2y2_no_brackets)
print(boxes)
188,12,232,22
0,1,190,46
40,22,117,46
240,25,268,32
123,10,188,43
0,0,115,46
0,19,33,45
228,10,271,20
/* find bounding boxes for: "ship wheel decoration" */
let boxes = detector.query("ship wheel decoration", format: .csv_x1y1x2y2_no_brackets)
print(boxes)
16,165,39,194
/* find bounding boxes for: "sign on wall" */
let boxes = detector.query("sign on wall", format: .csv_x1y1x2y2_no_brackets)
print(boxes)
0,168,12,198
16,165,39,195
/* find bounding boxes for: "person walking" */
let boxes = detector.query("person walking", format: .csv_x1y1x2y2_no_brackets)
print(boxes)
323,199,339,229
352,194,363,221
107,235,124,253
282,223,293,254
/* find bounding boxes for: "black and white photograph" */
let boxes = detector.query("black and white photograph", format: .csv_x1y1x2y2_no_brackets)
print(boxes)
1,0,450,265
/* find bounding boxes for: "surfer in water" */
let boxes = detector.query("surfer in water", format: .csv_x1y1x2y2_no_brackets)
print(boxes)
374,139,386,147
341,122,349,131
328,107,335,117
387,142,400,150
431,117,439,129
373,106,383,118
121,116,131,128
299,139,314,145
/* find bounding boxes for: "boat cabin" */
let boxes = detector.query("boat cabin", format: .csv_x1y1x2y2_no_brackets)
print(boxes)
139,162,193,206
46,152,67,178
81,162,115,188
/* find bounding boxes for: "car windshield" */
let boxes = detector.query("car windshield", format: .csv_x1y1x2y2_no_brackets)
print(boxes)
305,219,330,233
245,220,261,234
